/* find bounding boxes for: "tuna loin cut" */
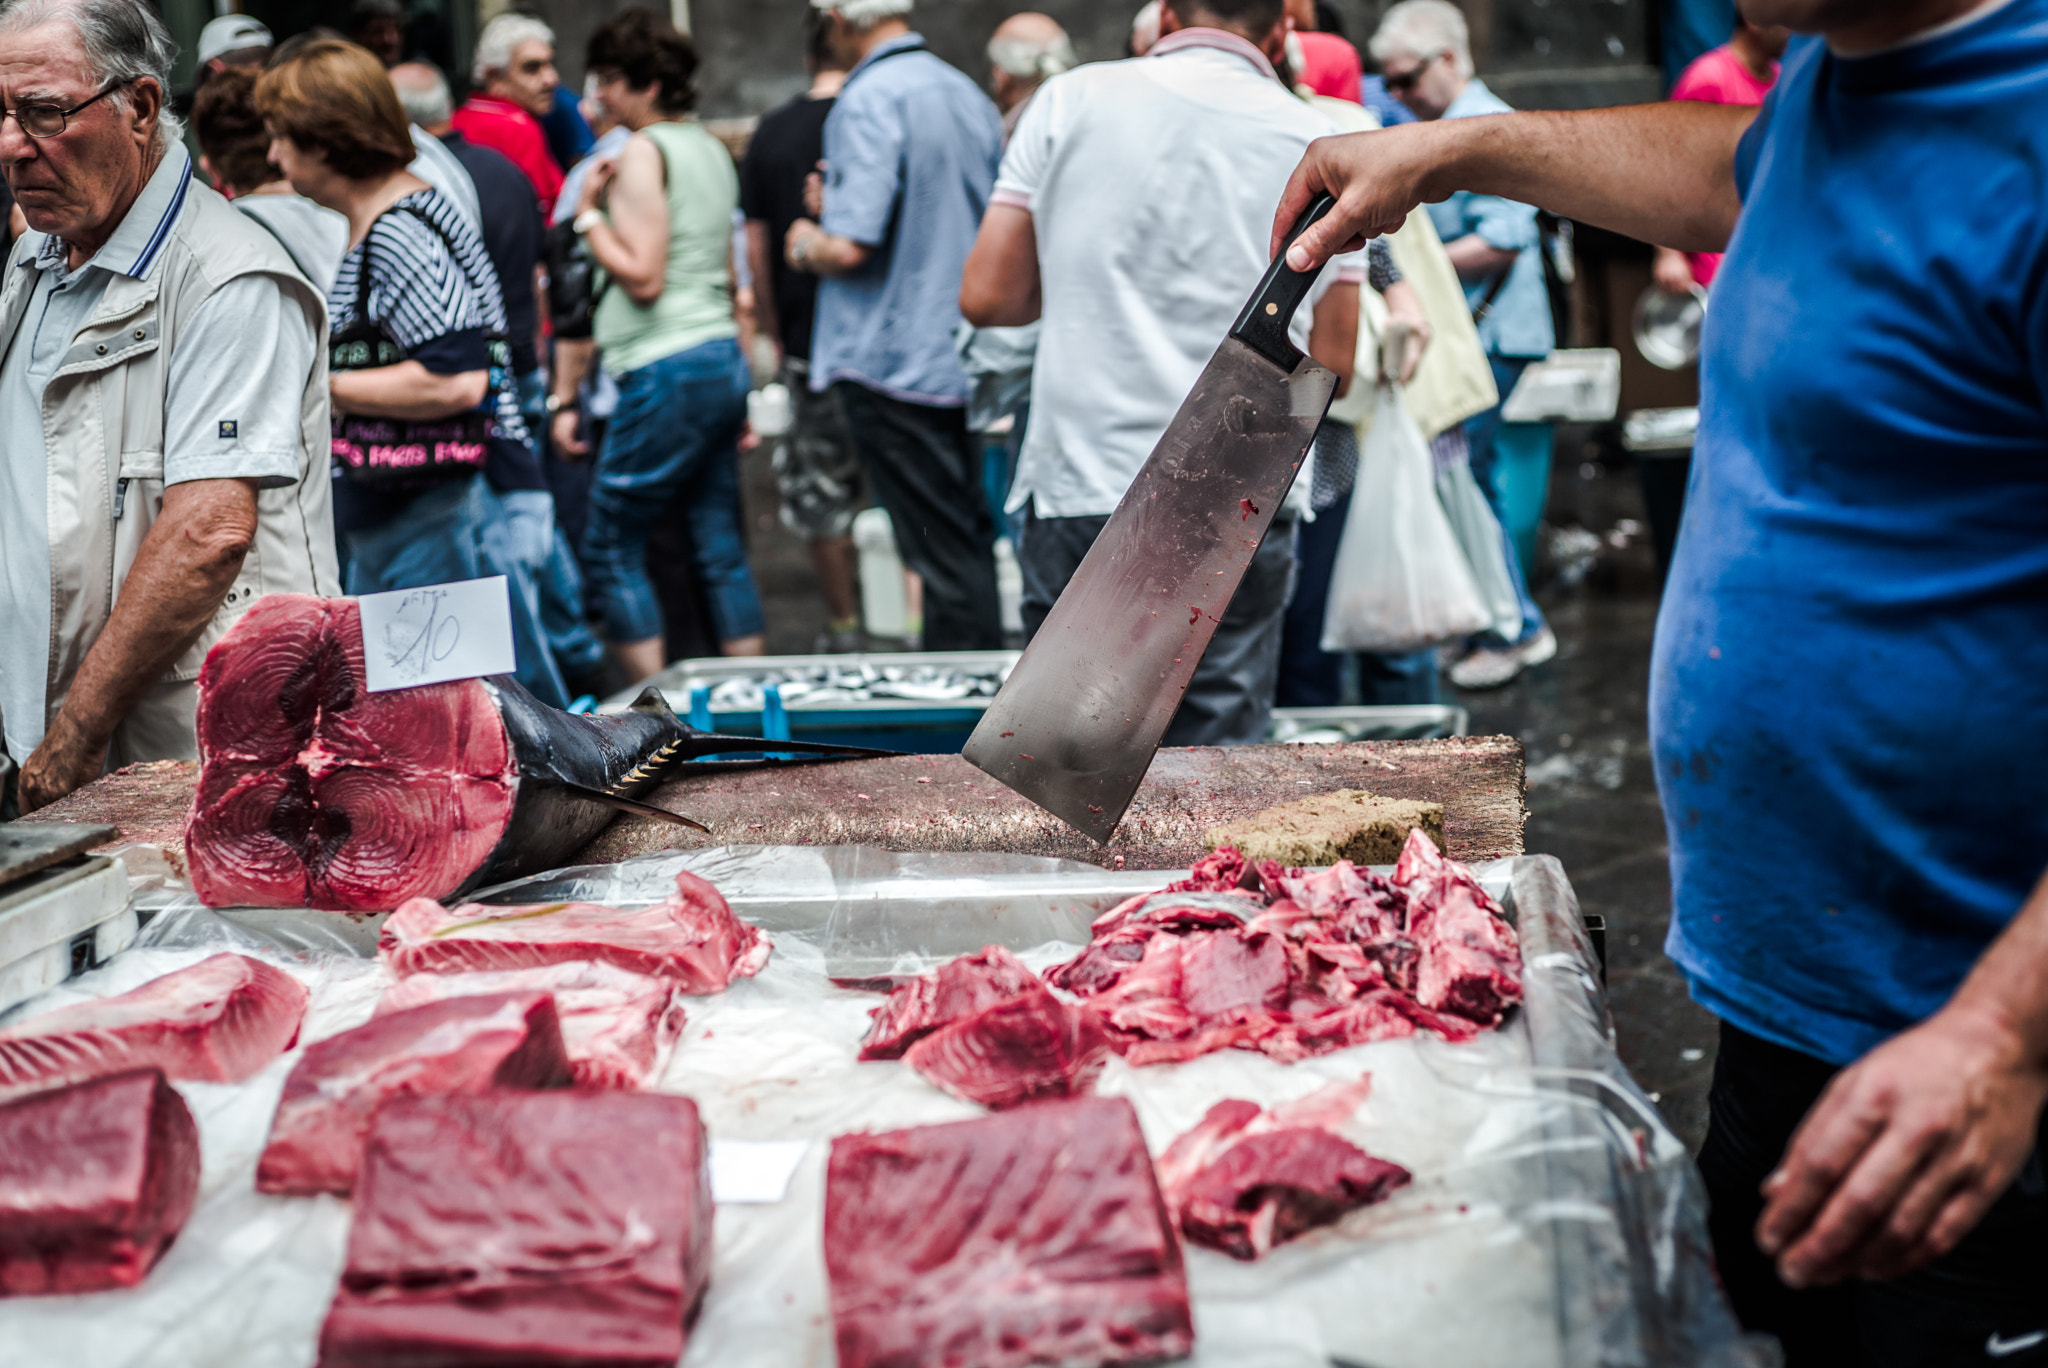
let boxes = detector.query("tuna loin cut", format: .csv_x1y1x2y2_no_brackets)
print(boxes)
826,1097,1194,1368
0,1069,200,1295
858,944,1039,1060
1157,1077,1410,1261
381,870,769,993
0,953,308,1100
901,982,1113,1110
319,1090,713,1368
257,992,574,1196
376,961,686,1090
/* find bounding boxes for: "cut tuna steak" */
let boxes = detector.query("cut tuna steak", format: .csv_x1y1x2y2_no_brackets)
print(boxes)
257,991,574,1196
376,961,686,1090
1158,1077,1409,1260
0,953,308,1100
901,982,1113,1110
0,1069,200,1296
826,1097,1194,1368
381,870,769,993
1396,829,1522,1027
858,944,1039,1060
185,593,897,912
318,1090,712,1368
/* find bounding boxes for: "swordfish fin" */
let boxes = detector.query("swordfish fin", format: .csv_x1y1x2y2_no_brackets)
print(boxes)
557,783,712,834
628,686,677,719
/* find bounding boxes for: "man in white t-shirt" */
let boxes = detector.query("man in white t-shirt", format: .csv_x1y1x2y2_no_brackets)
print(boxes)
961,0,1361,746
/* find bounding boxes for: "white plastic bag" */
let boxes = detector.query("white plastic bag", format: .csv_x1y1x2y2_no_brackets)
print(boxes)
1321,385,1490,653
1435,457,1524,642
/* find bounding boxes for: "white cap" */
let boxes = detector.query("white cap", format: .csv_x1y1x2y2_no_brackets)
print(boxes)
197,15,272,66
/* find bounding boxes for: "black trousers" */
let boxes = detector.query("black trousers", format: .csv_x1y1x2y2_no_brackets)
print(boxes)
1699,1022,2048,1367
1016,508,1296,748
833,382,1002,651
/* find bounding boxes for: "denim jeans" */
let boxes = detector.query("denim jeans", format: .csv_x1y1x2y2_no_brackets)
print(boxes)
1465,355,1549,647
583,337,762,646
500,489,604,683
341,473,571,708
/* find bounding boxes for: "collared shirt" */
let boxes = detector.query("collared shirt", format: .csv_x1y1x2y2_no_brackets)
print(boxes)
451,95,564,220
993,29,1362,518
811,32,1004,406
0,146,314,761
1426,79,1553,360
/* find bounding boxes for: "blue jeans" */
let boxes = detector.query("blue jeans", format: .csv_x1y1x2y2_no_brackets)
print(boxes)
582,337,762,646
1465,356,1549,647
341,473,571,708
1278,486,1440,708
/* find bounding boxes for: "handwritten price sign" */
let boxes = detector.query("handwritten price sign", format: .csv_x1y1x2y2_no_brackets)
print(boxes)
358,576,518,693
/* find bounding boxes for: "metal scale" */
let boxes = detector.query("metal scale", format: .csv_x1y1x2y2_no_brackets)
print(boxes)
0,824,133,1015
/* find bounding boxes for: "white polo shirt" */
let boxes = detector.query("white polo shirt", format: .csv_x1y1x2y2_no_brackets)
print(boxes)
995,28,1362,519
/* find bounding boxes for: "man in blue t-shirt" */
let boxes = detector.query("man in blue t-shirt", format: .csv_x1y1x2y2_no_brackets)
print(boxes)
1277,1,2048,1361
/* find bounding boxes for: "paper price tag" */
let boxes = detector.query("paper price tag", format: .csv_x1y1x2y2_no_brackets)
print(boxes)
358,576,518,693
708,1139,810,1204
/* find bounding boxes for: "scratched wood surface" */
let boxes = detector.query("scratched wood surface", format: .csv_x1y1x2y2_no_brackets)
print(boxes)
19,738,1525,874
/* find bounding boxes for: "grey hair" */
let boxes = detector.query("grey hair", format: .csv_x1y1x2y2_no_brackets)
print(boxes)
989,31,1075,81
810,0,915,32
0,0,183,148
1369,0,1474,80
392,64,454,128
471,12,553,86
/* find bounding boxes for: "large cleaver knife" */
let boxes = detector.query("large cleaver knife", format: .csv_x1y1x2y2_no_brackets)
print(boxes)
963,194,1343,841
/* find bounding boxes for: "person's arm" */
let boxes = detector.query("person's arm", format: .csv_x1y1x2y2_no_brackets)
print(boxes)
1380,278,1430,384
18,479,259,811
550,337,595,458
745,219,783,360
1757,866,2048,1287
784,218,872,278
579,137,671,305
1444,235,1520,283
331,362,488,419
1653,246,1699,295
1308,281,1358,399
1275,101,1757,272
960,204,1040,328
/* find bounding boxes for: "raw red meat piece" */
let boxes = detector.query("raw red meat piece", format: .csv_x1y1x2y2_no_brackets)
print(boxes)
381,870,770,993
1162,846,1249,893
318,1090,712,1368
0,954,308,1100
901,983,1112,1109
1397,828,1522,1026
187,596,518,912
0,1069,200,1295
1158,1077,1409,1260
1087,929,1290,1065
826,1097,1194,1368
377,961,687,1089
257,992,573,1196
859,945,1039,1060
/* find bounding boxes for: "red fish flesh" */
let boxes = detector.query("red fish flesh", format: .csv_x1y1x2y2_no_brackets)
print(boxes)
901,982,1113,1110
858,944,1039,1060
0,1069,200,1296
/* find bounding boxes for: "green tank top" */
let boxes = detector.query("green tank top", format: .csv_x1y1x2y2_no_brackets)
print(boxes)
592,120,739,375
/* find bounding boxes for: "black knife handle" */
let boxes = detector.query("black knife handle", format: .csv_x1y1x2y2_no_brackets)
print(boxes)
1229,193,1339,373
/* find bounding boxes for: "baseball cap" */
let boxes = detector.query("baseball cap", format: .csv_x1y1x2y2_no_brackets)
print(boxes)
197,15,273,65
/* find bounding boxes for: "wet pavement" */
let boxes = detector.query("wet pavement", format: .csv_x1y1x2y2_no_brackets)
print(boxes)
736,435,1720,1151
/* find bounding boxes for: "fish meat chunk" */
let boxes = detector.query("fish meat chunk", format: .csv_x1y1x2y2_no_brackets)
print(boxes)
381,870,770,993
858,944,1039,1060
1158,1077,1409,1260
318,1090,713,1368
1397,829,1522,1027
826,1097,1194,1368
0,953,308,1100
0,1069,200,1296
901,983,1112,1110
257,992,574,1196
376,961,686,1090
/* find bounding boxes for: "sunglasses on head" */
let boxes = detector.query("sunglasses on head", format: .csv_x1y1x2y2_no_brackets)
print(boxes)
1380,53,1442,94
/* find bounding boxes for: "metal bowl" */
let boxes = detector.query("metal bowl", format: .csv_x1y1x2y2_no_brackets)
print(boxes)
1632,282,1708,371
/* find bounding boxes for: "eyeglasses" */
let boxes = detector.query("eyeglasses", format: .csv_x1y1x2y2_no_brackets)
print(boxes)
1,79,129,140
1380,53,1442,94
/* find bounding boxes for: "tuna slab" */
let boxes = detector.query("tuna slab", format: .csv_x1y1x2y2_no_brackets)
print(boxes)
0,953,308,1100
826,1097,1194,1368
257,992,574,1196
319,1090,713,1368
0,1069,200,1296
376,961,686,1090
901,982,1113,1110
858,945,1039,1060
381,870,769,993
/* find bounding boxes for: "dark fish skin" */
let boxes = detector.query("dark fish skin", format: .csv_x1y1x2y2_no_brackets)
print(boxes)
468,680,899,893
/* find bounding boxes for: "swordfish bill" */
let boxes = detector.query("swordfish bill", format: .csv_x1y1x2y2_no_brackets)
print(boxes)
964,195,1342,842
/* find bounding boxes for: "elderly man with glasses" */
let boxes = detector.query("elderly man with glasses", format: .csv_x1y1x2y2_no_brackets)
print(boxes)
0,0,336,817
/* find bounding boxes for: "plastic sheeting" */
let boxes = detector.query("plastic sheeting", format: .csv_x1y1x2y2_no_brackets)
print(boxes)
0,848,1772,1368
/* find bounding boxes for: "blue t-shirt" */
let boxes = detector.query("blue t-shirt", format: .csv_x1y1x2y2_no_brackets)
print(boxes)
1425,79,1553,360
811,34,1003,407
1653,7,2048,1067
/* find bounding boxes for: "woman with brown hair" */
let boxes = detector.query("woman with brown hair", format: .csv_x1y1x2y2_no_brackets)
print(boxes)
255,38,571,705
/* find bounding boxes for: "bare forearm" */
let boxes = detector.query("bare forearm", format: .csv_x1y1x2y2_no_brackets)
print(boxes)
960,205,1041,327
332,362,487,420
1443,234,1519,283
552,338,594,406
1308,283,1359,398
1949,866,2048,1068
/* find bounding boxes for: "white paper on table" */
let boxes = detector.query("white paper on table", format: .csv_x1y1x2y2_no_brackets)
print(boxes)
357,576,517,692
709,1139,812,1204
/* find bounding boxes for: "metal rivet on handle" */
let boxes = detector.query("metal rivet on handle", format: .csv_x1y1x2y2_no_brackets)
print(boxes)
1265,303,1278,316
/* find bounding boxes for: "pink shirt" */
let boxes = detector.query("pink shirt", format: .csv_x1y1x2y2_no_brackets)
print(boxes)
1294,31,1363,104
1671,46,1777,285
450,95,564,219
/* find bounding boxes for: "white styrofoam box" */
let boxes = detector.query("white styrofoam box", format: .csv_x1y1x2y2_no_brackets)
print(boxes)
0,857,134,1016
1501,348,1621,424
852,506,910,640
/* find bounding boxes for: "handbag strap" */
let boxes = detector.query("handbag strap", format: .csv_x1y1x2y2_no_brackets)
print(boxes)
1470,260,1512,326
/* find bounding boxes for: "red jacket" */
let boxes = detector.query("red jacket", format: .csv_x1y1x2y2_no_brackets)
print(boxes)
450,95,565,219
